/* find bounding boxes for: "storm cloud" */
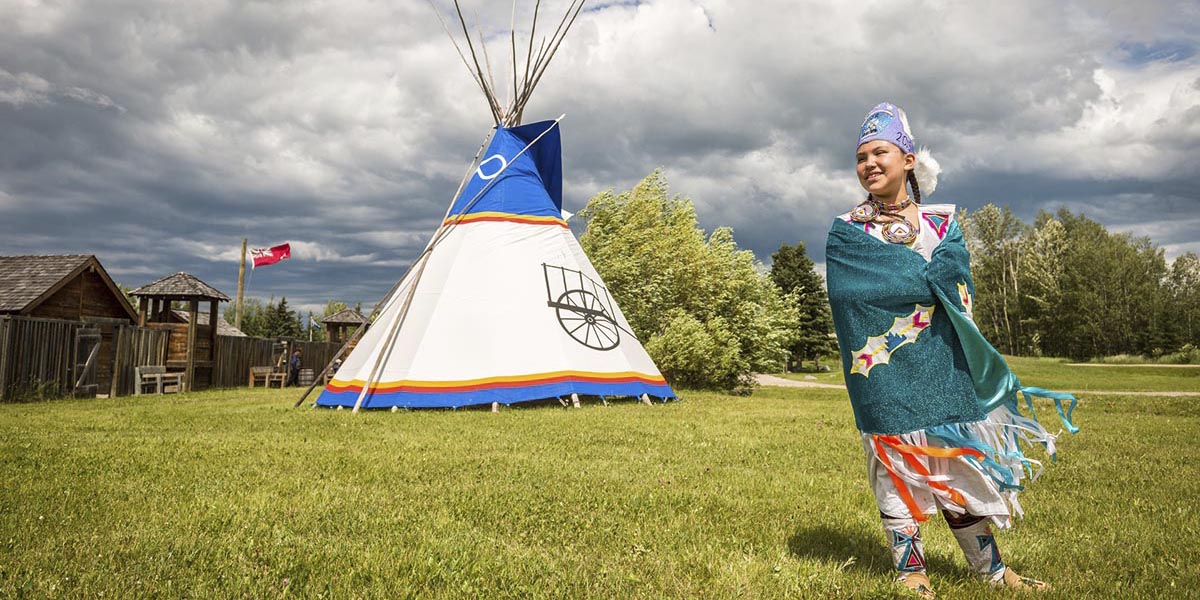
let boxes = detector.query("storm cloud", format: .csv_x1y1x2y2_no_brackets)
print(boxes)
2,0,1197,316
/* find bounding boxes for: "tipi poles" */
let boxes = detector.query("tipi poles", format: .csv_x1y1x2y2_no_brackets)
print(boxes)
430,0,586,127
345,116,564,412
426,0,500,125
350,252,433,413
452,0,503,125
294,128,498,408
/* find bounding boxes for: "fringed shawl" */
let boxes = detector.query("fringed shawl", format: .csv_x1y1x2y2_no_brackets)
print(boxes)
825,217,1077,436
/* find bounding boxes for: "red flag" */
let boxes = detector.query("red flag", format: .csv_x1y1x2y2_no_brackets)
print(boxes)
250,243,291,269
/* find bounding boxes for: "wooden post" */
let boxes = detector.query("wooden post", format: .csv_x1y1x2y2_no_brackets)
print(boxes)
0,317,9,401
186,299,198,392
138,297,147,327
209,300,219,387
110,325,124,398
209,300,219,359
235,239,247,330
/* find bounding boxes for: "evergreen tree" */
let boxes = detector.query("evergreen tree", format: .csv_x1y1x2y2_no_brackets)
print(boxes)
224,297,268,337
769,242,835,371
262,297,304,339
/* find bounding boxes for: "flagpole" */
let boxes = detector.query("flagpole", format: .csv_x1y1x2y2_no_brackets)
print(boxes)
308,311,314,342
235,238,247,330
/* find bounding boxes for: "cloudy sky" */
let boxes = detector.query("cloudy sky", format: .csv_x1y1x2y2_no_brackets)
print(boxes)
2,0,1198,317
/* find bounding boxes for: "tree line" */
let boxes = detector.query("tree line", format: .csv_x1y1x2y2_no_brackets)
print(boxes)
959,204,1199,361
223,298,362,342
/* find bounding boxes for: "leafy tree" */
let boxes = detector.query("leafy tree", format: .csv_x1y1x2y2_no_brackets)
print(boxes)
1048,209,1170,359
959,204,1025,354
579,171,799,391
1167,253,1200,347
1019,213,1067,356
769,242,835,371
953,204,1194,361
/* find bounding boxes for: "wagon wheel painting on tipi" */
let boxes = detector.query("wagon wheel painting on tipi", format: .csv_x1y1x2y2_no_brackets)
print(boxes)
543,264,625,351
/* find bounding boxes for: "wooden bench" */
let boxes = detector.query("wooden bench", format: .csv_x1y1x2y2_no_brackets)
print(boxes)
136,366,185,395
249,366,286,388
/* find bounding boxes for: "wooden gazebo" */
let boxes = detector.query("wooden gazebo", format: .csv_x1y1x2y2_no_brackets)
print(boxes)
321,308,369,349
130,273,230,391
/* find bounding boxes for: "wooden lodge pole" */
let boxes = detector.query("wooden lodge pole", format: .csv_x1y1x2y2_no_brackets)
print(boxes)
235,239,247,330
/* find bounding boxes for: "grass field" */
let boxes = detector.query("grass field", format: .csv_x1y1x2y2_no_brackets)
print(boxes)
778,355,1200,394
2,364,1198,598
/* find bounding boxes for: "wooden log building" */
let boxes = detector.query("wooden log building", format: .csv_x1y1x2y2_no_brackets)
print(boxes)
0,255,138,397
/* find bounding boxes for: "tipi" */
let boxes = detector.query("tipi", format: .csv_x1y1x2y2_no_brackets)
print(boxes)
314,1,675,410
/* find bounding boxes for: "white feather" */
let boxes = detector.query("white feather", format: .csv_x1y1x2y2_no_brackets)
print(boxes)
913,147,941,197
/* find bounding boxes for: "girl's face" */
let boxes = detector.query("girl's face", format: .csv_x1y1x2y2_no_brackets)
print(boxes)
856,140,914,200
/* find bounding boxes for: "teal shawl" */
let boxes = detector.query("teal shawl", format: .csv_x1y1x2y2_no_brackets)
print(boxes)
825,217,1077,436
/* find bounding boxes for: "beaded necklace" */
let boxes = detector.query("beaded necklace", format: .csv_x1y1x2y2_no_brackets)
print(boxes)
849,196,919,244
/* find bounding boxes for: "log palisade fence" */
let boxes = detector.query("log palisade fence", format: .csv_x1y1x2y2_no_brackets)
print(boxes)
0,314,338,401
212,337,339,389
0,316,79,400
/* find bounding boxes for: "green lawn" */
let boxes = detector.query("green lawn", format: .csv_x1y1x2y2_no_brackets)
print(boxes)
1,386,1197,598
777,355,1200,394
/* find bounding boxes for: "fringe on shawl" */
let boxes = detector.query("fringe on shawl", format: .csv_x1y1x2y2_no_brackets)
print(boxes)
866,388,1077,524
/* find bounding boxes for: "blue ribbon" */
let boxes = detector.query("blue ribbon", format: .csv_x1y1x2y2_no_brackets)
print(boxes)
1019,386,1080,434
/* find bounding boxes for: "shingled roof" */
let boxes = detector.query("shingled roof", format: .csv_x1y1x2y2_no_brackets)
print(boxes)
131,272,230,301
0,254,95,313
170,309,246,337
320,308,369,324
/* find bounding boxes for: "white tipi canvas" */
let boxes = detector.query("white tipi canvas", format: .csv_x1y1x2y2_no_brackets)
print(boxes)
317,120,674,409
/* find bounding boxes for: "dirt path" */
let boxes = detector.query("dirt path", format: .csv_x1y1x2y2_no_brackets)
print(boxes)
754,374,1200,397
754,374,845,390
1065,363,1200,368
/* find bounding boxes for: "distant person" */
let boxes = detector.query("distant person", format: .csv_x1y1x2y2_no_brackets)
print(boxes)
287,349,302,387
331,358,343,374
824,102,1079,597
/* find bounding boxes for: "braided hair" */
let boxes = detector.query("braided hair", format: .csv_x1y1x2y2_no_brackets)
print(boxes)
907,170,922,205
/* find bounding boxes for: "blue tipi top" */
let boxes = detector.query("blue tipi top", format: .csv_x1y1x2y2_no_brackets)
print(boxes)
447,120,563,222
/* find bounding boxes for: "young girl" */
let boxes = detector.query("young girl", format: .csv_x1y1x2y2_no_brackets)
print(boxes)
824,102,1078,598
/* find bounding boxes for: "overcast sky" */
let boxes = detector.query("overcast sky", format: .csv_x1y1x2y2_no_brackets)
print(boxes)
2,0,1198,317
